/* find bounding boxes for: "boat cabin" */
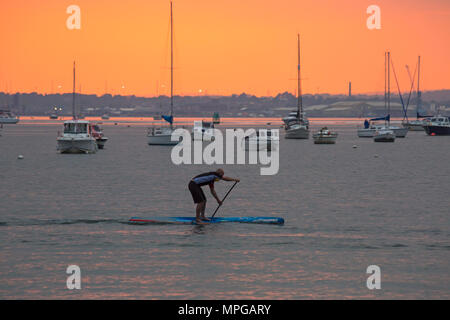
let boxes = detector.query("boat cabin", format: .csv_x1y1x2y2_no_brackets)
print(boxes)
61,120,92,137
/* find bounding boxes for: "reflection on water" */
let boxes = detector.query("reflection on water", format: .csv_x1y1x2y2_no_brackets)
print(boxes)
0,123,449,299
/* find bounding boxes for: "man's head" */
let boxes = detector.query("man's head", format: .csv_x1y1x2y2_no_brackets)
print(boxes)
216,168,224,177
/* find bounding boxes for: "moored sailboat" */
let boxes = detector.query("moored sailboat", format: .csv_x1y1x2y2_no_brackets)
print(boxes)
148,1,180,146
284,34,309,139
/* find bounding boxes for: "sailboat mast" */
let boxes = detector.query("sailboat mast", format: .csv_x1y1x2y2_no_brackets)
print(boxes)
387,51,391,125
170,0,174,124
72,61,76,120
417,56,422,116
384,52,387,114
297,34,303,119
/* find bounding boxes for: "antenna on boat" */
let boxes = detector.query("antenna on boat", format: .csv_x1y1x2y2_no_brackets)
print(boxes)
297,34,303,120
72,61,76,120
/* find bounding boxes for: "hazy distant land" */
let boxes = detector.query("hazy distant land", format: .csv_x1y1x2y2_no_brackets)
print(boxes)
1,90,449,118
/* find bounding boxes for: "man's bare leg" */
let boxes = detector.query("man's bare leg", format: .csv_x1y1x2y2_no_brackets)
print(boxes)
200,201,210,221
196,201,208,224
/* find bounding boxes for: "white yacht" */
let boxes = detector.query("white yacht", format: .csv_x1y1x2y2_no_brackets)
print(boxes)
57,61,97,154
0,110,19,124
313,127,338,144
358,52,407,139
57,120,98,154
148,126,180,145
243,129,279,151
283,34,309,140
192,120,216,141
148,1,179,146
357,119,408,138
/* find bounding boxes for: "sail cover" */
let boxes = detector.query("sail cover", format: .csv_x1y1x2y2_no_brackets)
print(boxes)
369,115,390,122
162,115,173,124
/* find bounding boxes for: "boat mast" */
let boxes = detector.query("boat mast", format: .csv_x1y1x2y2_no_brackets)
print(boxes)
417,56,422,118
170,0,174,128
387,51,391,126
297,34,303,120
72,61,76,120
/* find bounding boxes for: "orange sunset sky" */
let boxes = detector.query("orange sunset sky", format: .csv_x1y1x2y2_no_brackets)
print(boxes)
0,0,449,97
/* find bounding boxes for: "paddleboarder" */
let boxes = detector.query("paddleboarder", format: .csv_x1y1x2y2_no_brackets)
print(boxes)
188,169,240,224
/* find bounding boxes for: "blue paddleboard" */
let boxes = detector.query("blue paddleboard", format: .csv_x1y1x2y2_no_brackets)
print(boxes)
129,216,284,225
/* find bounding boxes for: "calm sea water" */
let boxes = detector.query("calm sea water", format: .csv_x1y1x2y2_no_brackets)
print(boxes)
0,121,449,299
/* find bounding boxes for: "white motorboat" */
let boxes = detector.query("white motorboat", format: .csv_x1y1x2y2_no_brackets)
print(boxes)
192,120,216,141
313,127,338,144
57,61,97,154
0,110,19,124
243,129,279,151
57,120,98,153
373,129,395,142
283,34,309,140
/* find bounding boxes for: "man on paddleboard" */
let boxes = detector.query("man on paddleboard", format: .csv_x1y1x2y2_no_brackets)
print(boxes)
188,169,239,224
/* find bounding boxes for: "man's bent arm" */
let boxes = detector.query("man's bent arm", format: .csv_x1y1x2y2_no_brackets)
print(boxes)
222,176,240,182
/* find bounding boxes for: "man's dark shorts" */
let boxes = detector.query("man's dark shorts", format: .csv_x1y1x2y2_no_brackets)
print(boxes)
188,181,206,204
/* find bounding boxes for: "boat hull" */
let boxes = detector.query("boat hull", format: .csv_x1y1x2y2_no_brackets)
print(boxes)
424,125,450,136
402,122,425,131
148,134,180,145
313,133,338,144
57,138,98,154
285,127,309,139
129,216,284,225
358,127,408,138
96,137,108,149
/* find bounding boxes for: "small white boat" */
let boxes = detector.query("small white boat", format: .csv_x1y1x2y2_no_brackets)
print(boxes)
101,114,110,120
0,110,19,124
147,126,180,145
192,120,216,141
373,128,395,142
57,120,98,153
90,123,108,149
243,129,279,151
313,127,338,144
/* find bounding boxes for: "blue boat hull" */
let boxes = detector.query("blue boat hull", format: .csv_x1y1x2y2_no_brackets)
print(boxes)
129,216,284,225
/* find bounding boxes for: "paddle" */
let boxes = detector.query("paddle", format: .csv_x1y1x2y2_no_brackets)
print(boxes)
211,181,239,219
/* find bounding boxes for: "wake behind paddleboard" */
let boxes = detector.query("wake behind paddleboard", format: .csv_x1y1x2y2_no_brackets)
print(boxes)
128,216,284,225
